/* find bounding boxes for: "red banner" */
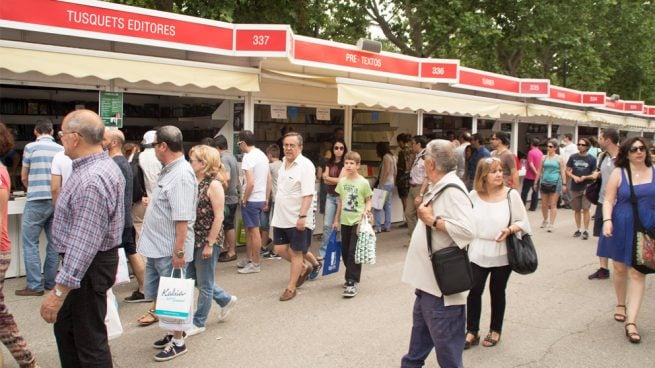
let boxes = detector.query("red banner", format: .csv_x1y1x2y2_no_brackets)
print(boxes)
644,106,655,116
582,93,605,105
623,101,644,112
457,68,520,94
520,80,549,95
235,28,287,52
293,39,419,78
548,87,582,104
0,0,233,51
604,98,625,111
420,61,459,81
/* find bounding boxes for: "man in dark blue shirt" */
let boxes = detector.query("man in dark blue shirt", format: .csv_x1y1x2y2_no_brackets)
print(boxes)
566,137,597,240
466,133,490,189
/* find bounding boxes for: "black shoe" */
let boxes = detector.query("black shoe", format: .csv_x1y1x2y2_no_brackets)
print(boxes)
588,268,610,280
573,230,582,238
154,343,187,361
153,333,186,349
582,231,589,240
124,290,152,303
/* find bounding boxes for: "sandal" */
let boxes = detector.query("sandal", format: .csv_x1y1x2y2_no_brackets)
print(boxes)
625,323,641,344
482,331,501,347
464,331,480,350
614,304,626,322
137,309,159,326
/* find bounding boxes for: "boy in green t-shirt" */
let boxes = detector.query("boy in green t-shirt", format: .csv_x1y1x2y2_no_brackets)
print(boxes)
332,151,373,298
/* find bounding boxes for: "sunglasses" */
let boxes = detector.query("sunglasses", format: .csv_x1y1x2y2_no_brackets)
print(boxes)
334,146,345,151
629,145,647,153
577,143,589,147
547,145,555,148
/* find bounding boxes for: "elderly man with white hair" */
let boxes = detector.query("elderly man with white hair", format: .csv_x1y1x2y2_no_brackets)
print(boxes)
401,139,476,368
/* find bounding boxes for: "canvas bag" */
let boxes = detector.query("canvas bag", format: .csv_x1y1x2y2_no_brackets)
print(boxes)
322,230,342,276
154,268,194,320
355,215,377,265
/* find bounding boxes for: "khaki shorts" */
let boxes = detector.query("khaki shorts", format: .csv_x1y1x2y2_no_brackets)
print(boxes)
570,189,591,211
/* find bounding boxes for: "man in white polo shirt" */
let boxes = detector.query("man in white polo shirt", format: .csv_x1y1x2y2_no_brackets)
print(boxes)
236,130,271,274
272,132,318,301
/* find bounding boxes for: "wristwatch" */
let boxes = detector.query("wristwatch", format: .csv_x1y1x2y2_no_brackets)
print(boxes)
298,215,307,219
432,216,442,229
174,249,185,259
54,287,66,298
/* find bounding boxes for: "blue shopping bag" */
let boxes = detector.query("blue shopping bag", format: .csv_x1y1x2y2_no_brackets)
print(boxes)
322,230,342,276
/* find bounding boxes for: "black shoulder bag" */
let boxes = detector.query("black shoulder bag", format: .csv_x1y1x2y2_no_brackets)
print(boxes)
505,189,538,274
425,183,474,296
626,166,655,274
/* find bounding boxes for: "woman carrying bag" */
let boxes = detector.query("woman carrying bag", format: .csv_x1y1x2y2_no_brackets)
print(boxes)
602,137,655,344
464,157,531,349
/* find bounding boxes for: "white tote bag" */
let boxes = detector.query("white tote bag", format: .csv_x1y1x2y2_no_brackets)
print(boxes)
114,248,130,285
372,188,388,210
105,288,123,340
154,268,194,320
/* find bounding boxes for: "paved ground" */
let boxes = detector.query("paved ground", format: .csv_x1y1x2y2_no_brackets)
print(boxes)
1,207,654,367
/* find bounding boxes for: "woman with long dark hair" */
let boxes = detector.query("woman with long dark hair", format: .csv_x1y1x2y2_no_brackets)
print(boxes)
534,139,566,232
602,137,654,344
318,139,348,261
374,141,395,233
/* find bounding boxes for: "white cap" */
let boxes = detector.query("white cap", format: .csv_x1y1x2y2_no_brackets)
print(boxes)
142,130,156,145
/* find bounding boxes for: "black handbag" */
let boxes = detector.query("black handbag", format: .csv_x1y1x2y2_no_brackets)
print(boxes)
425,184,474,295
505,190,538,274
539,181,557,193
626,166,655,274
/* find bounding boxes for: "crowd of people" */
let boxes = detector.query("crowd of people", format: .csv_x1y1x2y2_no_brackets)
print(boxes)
0,113,653,367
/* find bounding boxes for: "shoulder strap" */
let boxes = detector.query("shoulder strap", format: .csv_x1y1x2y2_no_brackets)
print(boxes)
507,188,513,226
626,165,644,228
425,183,472,255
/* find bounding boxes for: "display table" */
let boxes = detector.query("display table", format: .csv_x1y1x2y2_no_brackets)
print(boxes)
7,199,48,279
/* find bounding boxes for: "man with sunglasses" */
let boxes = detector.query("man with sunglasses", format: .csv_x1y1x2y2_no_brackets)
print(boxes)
566,138,596,240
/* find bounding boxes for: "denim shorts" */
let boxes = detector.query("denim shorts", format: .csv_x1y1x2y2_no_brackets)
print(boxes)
242,201,265,228
143,256,174,300
259,201,274,230
273,227,313,253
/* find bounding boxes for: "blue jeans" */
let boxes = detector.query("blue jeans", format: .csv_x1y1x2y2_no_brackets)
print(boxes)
320,195,340,258
374,184,394,231
143,256,174,301
401,290,465,368
186,246,232,327
21,199,59,291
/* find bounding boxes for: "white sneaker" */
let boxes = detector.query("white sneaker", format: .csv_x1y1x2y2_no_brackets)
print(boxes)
218,296,237,322
186,325,205,337
237,262,261,274
540,220,548,228
236,258,251,268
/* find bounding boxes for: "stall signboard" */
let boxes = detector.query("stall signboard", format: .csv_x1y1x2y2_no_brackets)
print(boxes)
270,105,287,119
604,98,625,112
624,101,644,112
316,107,330,121
454,67,521,96
99,91,123,128
644,106,655,116
293,36,421,80
0,0,234,54
234,25,289,55
520,79,550,96
419,59,460,83
547,86,583,105
583,93,606,106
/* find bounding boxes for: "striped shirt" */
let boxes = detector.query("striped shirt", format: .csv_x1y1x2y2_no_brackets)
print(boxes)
52,152,125,289
22,135,63,200
137,156,197,261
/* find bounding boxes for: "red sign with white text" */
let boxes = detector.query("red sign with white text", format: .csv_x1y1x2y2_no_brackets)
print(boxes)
605,98,625,111
549,87,582,104
420,61,459,81
583,93,605,105
0,0,233,52
458,69,520,94
293,39,419,78
623,101,644,112
520,80,549,96
644,106,655,116
235,29,287,52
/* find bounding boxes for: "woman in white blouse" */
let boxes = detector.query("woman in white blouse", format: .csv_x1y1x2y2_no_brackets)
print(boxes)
464,157,531,349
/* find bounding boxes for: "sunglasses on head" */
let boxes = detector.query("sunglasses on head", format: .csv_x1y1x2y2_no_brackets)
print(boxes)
629,145,647,153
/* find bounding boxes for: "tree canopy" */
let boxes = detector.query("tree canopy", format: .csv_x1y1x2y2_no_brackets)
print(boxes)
106,0,655,104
